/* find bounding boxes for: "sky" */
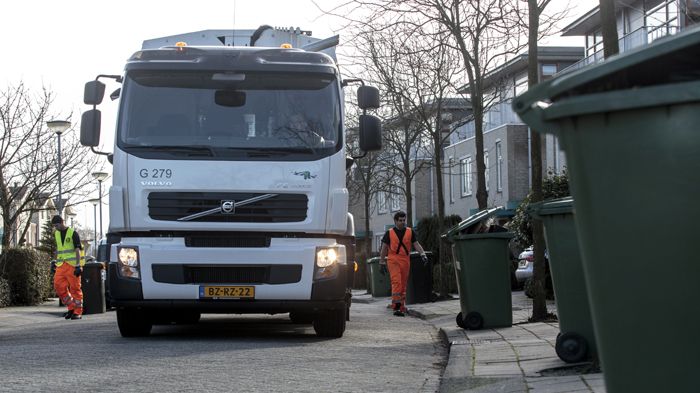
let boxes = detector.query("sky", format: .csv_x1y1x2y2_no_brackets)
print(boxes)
2,0,598,238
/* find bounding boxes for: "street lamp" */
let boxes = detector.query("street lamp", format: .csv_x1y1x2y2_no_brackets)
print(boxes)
89,198,99,251
67,211,76,228
47,120,71,215
92,171,109,239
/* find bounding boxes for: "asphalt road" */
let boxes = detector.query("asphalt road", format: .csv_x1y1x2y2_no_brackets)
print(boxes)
0,301,445,392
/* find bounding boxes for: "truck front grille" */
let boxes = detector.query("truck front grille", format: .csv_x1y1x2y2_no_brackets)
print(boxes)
148,192,308,223
152,264,303,284
190,266,267,284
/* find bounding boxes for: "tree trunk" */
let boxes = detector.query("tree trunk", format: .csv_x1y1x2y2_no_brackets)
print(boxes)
599,0,620,58
405,160,414,226
528,0,549,320
433,131,450,297
473,100,488,210
2,219,10,249
364,192,372,263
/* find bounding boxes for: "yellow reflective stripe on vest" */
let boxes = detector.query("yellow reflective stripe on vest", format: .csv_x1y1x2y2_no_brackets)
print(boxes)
55,228,82,267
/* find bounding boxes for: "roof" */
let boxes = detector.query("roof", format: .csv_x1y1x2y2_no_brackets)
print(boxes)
561,0,665,36
382,98,471,128
458,47,584,93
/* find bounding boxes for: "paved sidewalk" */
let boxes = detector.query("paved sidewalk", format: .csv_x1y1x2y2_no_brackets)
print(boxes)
353,291,606,393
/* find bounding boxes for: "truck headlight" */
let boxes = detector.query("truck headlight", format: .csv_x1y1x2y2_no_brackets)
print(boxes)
314,247,344,280
117,246,140,279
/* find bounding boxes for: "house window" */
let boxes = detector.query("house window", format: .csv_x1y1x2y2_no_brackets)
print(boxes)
448,157,455,203
375,235,384,253
390,186,401,212
496,141,503,192
541,64,557,80
377,192,388,214
461,156,472,197
484,150,490,192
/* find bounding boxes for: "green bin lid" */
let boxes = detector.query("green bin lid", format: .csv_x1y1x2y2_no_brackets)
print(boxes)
366,257,380,264
513,27,700,134
528,197,574,219
442,206,504,241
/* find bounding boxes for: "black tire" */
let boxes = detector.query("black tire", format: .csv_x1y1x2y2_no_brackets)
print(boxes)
117,309,153,337
456,312,467,329
289,311,315,324
313,308,346,338
555,332,588,363
464,312,484,330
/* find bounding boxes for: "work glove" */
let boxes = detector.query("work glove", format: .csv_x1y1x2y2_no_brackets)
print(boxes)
421,254,429,266
50,261,56,274
73,266,82,277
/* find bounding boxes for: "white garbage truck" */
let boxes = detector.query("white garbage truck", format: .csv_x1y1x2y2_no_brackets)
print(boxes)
80,26,382,338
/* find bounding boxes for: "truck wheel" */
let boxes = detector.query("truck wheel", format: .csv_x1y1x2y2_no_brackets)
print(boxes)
313,308,346,338
289,312,315,324
117,308,153,337
555,332,588,363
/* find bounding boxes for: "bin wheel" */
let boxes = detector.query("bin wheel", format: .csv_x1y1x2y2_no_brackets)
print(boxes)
456,312,467,329
555,332,588,363
464,312,484,330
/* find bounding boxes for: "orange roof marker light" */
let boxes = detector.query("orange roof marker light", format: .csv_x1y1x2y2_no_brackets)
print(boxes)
175,41,187,51
280,43,293,49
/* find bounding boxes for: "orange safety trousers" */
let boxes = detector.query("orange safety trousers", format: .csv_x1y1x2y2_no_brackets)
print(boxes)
54,263,83,316
387,255,410,312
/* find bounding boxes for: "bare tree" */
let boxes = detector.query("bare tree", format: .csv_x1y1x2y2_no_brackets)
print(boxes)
352,24,433,226
599,0,619,58
0,82,104,248
327,4,467,296
346,112,394,263
526,0,553,321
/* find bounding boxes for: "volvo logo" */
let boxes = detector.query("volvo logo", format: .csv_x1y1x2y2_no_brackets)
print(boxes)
220,200,235,214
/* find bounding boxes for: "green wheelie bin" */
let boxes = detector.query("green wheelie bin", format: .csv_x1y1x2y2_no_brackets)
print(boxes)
366,257,391,297
529,198,597,364
444,207,513,330
513,28,700,393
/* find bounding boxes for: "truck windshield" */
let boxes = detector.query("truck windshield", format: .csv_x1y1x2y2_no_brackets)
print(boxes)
117,70,341,159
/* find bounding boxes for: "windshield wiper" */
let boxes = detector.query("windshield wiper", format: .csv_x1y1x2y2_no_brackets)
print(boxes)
223,147,316,156
127,145,214,156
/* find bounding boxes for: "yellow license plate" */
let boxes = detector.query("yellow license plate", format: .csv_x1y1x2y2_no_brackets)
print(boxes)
199,286,255,299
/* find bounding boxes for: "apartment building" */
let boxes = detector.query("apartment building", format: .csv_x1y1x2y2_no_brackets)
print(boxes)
443,47,584,218
560,0,697,74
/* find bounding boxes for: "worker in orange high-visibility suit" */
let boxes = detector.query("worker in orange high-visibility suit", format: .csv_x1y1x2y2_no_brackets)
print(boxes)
379,211,428,316
51,215,84,320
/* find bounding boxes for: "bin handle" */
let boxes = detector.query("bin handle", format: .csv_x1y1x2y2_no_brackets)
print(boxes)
512,98,562,137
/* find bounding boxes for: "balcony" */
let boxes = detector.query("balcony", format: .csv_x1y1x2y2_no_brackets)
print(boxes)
558,24,679,75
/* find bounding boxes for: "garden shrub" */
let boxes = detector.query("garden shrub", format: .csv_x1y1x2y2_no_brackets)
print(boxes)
0,248,52,306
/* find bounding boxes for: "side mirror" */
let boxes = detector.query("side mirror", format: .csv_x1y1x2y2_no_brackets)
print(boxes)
359,114,382,151
80,109,101,147
84,81,106,106
358,86,380,110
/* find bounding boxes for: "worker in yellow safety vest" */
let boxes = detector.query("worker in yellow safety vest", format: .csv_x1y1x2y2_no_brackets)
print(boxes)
379,211,428,317
51,215,85,320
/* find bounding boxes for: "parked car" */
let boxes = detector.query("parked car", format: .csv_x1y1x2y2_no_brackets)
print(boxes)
515,247,534,287
516,246,553,298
